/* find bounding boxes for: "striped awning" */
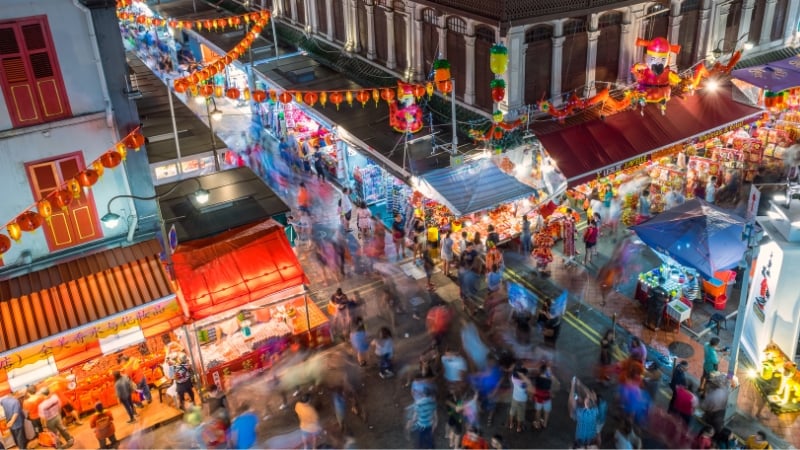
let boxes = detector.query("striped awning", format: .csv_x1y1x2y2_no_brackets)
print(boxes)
0,240,175,354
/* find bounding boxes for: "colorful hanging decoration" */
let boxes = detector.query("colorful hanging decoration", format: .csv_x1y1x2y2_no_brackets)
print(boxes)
0,128,141,254
433,59,452,93
116,1,265,34
538,36,742,123
489,44,509,75
490,79,506,103
389,82,424,134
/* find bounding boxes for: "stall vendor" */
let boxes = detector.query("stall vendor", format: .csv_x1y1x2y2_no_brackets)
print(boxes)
683,272,702,304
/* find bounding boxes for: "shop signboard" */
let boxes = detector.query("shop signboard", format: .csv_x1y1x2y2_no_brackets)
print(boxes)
741,241,785,366
0,298,182,372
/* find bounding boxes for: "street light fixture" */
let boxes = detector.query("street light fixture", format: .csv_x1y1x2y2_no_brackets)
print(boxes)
712,33,753,60
101,177,210,228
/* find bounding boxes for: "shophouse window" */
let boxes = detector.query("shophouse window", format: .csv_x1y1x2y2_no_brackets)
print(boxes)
26,153,102,251
0,16,70,128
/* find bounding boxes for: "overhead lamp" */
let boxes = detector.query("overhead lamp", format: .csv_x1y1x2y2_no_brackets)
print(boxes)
210,108,223,121
194,188,210,204
773,193,787,202
101,212,122,228
102,178,210,229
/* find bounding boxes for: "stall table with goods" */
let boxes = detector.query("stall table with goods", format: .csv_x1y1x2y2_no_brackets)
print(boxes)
193,295,330,390
753,343,800,414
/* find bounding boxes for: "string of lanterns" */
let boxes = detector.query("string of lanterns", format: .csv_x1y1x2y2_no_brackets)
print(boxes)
116,0,265,32
0,129,146,256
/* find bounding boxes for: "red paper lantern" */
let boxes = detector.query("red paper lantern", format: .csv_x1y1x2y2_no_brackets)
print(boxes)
303,92,319,106
252,90,267,103
491,86,505,102
232,16,242,26
7,223,21,242
437,80,453,94
329,91,344,110
356,90,370,107
0,234,10,255
17,211,43,232
37,199,53,223
380,88,396,103
52,190,72,210
278,91,293,104
76,169,99,188
413,84,426,99
100,150,123,169
226,87,241,100
174,79,189,93
125,132,145,151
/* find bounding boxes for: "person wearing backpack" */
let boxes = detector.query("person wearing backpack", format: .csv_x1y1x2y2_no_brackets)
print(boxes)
89,403,117,449
583,219,599,266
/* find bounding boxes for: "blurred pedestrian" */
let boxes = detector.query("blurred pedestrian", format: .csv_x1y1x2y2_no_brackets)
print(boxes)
508,367,532,433
569,379,599,448
392,213,406,259
298,182,311,214
313,152,326,181
693,425,715,449
372,327,395,378
613,418,642,449
744,430,771,449
469,356,502,426
629,337,647,365
89,403,117,449
229,403,258,449
207,384,230,427
38,388,74,448
441,347,467,396
340,188,353,231
441,231,454,277
668,360,689,413
533,362,553,430
583,219,599,265
444,390,464,449
349,317,369,366
423,250,436,291
700,373,729,434
700,337,721,394
113,370,137,423
490,434,506,449
598,329,615,383
461,426,488,449
295,395,322,450
520,216,532,255
406,392,438,449
355,201,372,240
1,392,27,450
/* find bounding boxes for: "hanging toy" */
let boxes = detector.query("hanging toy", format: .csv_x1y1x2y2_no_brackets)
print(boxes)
489,43,509,75
630,37,682,108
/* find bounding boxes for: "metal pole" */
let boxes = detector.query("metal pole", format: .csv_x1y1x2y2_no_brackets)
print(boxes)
206,100,221,171
167,84,183,167
450,77,457,155
271,7,279,58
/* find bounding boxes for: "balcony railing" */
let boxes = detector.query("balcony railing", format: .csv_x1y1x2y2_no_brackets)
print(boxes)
417,0,639,22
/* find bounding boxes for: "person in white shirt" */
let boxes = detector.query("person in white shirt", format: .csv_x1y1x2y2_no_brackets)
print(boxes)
441,347,467,394
340,188,353,230
38,388,73,448
705,176,717,204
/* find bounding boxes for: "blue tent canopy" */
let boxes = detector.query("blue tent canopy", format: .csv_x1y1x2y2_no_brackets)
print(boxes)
418,158,538,217
731,55,800,92
629,199,747,279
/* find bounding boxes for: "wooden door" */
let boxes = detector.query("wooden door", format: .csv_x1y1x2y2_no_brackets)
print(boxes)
356,1,368,57
393,11,407,70
446,17,466,100
26,153,103,251
297,0,307,25
724,0,743,47
645,5,669,39
422,9,439,77
748,0,766,45
374,6,388,63
770,0,789,41
561,19,588,95
595,13,621,83
677,1,699,71
316,0,327,35
524,25,553,105
332,0,346,43
474,26,494,111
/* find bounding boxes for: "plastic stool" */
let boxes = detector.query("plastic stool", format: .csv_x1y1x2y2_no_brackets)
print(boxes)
707,313,727,335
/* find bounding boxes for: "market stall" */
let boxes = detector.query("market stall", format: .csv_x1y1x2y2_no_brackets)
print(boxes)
0,240,183,416
629,199,747,328
172,219,329,389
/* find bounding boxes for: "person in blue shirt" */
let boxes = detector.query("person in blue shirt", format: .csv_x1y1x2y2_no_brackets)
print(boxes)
229,403,259,449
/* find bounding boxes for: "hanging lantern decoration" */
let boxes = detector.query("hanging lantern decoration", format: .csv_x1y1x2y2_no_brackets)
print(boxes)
52,189,72,211
242,88,251,101
66,178,82,199
269,90,278,103
303,92,319,106
0,234,10,255
17,211,43,232
319,91,327,107
413,84,426,100
100,150,123,169
252,89,267,103
493,110,504,123
214,85,224,98
493,127,504,140
37,199,53,224
91,160,105,178
490,79,506,103
124,132,145,151
76,169,100,188
380,88,396,104
425,82,434,98
437,79,453,94
295,91,303,104
329,91,344,110
7,223,21,242
345,91,354,107
116,143,128,161
278,91,293,104
225,87,241,100
199,84,213,98
489,43,509,75
174,79,189,94
372,89,380,106
433,59,451,83
356,90,370,107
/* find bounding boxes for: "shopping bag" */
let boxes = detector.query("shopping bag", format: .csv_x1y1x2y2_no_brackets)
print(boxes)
38,430,59,448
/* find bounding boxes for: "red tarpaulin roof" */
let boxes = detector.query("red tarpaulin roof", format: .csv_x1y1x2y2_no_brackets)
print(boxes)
173,219,308,320
533,87,763,186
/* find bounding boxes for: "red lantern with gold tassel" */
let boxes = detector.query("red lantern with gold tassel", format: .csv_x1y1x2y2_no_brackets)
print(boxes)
174,79,189,94
7,223,21,242
303,92,319,106
17,211,43,232
91,161,104,179
52,190,72,210
437,80,453,94
115,143,128,161
380,88,396,104
279,91,293,104
225,87,240,100
0,234,10,255
37,199,53,224
100,150,123,169
252,90,267,103
76,169,100,188
329,92,343,110
413,84,425,100
125,132,145,151
356,90,370,107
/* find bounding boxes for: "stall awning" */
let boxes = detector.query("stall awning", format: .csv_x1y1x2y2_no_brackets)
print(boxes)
533,87,763,186
172,219,307,320
0,240,174,354
417,158,538,217
731,54,800,92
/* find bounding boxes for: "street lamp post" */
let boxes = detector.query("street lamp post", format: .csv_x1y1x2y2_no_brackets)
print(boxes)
712,33,754,60
195,96,223,171
101,178,210,272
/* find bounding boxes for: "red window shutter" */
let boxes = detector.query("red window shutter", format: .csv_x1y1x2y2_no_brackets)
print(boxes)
0,17,70,127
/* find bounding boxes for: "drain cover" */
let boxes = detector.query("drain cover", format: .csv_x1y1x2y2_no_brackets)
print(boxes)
668,341,695,358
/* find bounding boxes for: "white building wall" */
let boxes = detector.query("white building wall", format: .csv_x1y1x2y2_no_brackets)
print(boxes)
0,0,107,132
0,115,130,264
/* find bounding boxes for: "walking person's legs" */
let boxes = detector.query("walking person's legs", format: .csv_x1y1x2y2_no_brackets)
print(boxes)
138,377,153,403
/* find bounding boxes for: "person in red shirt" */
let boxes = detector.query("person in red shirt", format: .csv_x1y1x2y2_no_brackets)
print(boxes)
297,182,311,214
89,403,118,449
22,385,45,433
